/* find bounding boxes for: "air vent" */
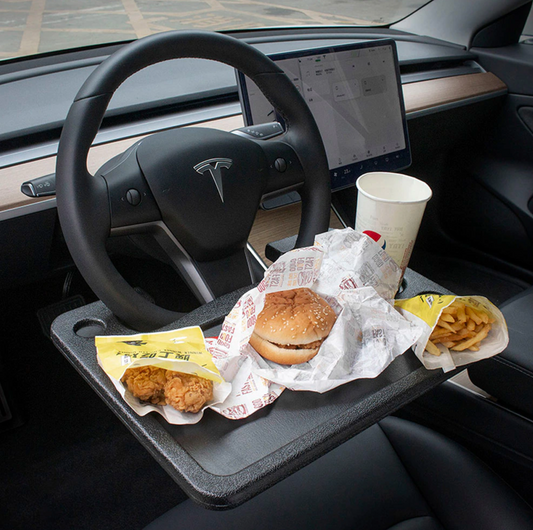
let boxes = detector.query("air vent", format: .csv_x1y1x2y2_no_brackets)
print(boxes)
401,60,485,84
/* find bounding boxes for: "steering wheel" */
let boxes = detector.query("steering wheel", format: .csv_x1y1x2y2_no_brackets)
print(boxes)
56,31,331,331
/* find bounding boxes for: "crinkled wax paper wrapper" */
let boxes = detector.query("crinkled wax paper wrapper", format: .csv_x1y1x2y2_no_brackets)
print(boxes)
207,228,424,420
395,294,509,372
96,326,232,425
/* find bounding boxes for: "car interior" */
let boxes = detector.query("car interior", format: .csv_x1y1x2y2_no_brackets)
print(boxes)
1,0,533,528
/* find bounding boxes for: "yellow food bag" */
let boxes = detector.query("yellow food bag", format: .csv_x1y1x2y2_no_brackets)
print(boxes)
96,326,231,424
395,294,509,372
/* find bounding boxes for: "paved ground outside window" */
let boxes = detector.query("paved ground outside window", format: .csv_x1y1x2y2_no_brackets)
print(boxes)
0,0,425,59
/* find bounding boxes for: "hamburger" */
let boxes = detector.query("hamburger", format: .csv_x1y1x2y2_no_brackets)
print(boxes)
249,288,337,365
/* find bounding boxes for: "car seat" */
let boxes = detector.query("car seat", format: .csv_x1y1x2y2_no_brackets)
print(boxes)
469,286,533,418
144,416,533,529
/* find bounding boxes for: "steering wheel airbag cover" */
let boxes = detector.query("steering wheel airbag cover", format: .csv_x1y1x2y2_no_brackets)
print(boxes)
137,127,269,261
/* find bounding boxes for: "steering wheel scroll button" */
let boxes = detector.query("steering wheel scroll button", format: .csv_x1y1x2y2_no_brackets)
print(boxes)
260,141,305,195
274,158,287,173
126,189,142,206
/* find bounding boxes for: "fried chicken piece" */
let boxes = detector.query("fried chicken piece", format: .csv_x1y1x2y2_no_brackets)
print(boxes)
121,366,167,405
164,371,213,413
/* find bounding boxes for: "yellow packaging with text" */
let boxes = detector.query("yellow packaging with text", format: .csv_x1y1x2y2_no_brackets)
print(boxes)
96,326,223,382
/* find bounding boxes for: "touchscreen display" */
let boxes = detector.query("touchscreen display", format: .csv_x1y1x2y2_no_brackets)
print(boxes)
237,39,411,191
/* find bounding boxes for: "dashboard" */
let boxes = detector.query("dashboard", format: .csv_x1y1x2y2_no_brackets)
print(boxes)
0,29,508,288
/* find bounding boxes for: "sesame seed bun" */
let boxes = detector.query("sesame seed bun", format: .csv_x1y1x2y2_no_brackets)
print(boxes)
249,288,337,365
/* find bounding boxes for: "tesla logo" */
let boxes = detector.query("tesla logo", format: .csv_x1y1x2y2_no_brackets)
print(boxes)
193,158,232,202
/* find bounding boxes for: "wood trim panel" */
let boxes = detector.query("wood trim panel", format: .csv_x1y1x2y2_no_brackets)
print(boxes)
402,72,507,114
0,157,57,212
0,72,506,214
0,115,245,213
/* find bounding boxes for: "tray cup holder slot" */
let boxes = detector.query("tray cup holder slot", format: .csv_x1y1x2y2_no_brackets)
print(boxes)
74,319,106,338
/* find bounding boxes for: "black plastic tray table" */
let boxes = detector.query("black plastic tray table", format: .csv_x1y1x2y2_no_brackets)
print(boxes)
51,268,455,509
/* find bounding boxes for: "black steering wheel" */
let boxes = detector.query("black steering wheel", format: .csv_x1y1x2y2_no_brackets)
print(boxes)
56,31,331,331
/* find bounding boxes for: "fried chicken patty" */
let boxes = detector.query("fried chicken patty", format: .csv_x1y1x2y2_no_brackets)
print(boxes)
164,371,213,413
121,366,213,413
121,366,167,405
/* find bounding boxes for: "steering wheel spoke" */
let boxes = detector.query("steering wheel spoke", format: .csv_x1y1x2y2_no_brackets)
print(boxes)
112,218,262,303
256,138,306,199
97,141,162,229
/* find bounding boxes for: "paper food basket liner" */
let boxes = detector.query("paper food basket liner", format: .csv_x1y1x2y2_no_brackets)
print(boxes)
395,294,509,372
96,326,232,425
207,228,424,420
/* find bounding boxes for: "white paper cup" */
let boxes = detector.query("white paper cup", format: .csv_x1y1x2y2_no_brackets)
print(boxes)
355,172,432,277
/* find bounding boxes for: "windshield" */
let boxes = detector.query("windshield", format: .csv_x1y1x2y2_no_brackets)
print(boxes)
1,0,431,61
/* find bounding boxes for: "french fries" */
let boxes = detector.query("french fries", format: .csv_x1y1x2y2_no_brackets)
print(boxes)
425,300,495,356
